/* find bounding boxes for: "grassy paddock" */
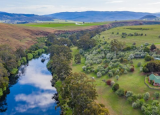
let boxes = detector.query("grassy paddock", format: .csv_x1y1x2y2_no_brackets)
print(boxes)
99,25,160,47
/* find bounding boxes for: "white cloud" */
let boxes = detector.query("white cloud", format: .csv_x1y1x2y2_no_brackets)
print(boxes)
106,0,124,4
15,92,55,112
0,0,160,14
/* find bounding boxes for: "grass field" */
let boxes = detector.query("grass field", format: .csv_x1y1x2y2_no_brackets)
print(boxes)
22,22,111,30
71,24,160,115
99,25,160,47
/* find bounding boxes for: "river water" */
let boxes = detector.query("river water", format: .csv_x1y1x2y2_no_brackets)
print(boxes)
0,54,60,115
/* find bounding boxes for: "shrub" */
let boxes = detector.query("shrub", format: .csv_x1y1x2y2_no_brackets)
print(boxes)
97,72,102,78
126,91,133,98
124,70,128,74
27,53,33,60
106,80,111,86
116,89,124,97
137,62,141,67
82,66,86,71
127,97,134,104
144,47,150,53
21,57,27,64
137,94,142,99
112,83,119,92
10,68,18,75
145,55,152,61
111,81,115,86
130,68,134,72
108,72,113,78
154,92,160,99
132,102,138,109
150,44,156,50
115,75,119,80
143,92,150,100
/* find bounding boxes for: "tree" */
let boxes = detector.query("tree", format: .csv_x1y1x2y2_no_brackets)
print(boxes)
126,91,133,98
145,55,152,61
154,92,160,99
144,47,150,53
77,37,96,50
48,54,72,80
110,39,124,53
143,92,150,100
112,83,119,92
116,89,124,96
74,54,81,64
115,75,119,80
150,44,156,50
97,72,102,78
60,73,109,115
106,80,111,86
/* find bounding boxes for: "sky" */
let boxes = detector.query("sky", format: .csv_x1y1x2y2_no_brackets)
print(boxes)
0,0,160,15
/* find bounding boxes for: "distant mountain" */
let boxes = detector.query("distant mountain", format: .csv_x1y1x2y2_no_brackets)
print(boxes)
0,11,54,23
46,11,160,22
140,15,158,20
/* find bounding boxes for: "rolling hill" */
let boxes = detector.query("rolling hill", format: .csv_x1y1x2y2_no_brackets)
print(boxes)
140,15,159,20
46,11,160,22
0,23,55,49
0,11,54,23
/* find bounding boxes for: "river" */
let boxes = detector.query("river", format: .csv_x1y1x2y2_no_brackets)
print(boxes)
0,54,60,115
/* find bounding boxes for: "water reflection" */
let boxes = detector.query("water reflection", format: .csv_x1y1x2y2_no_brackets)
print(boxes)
0,54,60,115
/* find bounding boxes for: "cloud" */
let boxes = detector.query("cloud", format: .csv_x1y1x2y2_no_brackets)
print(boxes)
15,92,55,112
106,0,124,4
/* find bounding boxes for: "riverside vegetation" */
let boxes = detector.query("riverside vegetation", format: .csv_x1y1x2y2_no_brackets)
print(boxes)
46,29,110,115
0,37,48,98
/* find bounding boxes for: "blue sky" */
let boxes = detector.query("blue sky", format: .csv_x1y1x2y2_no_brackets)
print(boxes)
0,0,160,15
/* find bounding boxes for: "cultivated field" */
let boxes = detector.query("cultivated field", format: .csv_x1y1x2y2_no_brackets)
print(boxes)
22,22,111,30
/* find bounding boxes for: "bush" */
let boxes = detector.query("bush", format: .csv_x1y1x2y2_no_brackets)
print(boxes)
112,83,119,92
145,55,152,61
126,91,133,98
130,68,134,72
27,53,33,60
154,92,160,99
106,80,111,86
150,44,156,50
127,97,134,104
116,89,124,97
82,66,86,71
111,81,115,86
115,75,119,80
97,72,102,78
137,62,141,67
143,92,150,100
144,47,150,53
108,72,113,78
21,57,27,64
10,68,18,75
132,102,138,109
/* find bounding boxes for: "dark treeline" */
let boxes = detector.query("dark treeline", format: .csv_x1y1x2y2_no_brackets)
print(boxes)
0,37,48,98
46,29,109,115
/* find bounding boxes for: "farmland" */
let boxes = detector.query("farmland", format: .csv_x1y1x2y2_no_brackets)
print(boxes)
22,22,111,30
71,24,160,115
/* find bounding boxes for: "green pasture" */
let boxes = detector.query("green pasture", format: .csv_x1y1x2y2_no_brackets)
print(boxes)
100,25,160,47
21,22,110,30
